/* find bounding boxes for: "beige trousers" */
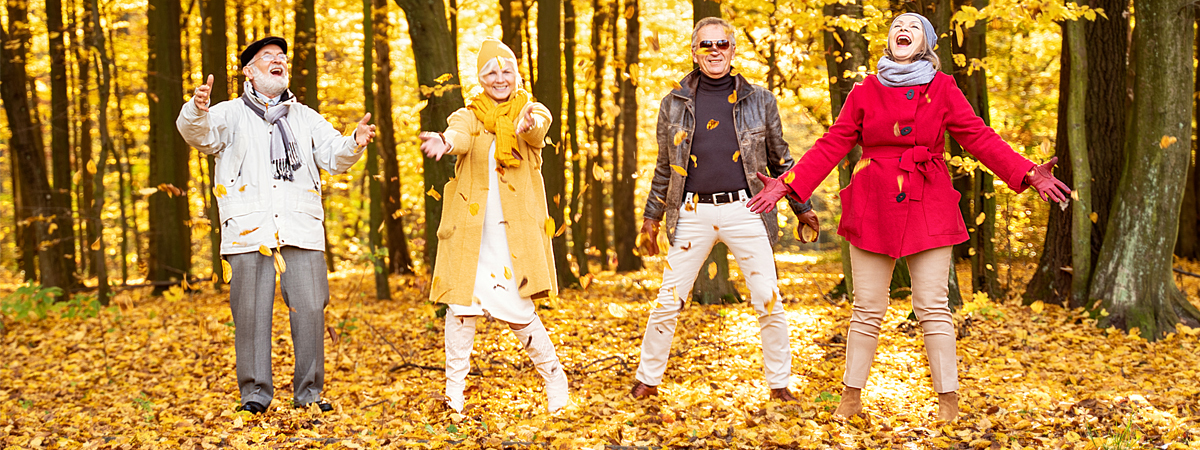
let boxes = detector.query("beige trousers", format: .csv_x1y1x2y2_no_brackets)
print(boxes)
845,245,958,393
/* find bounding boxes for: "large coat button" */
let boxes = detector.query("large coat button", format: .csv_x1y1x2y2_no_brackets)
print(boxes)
906,89,915,100
896,192,907,202
900,126,913,136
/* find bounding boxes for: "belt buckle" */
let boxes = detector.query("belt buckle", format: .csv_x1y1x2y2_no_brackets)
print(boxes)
714,192,731,204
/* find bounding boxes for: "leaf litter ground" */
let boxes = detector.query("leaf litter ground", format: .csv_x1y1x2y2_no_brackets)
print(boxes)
3,255,1200,449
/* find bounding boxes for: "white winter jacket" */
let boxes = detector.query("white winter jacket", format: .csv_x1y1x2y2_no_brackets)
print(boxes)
177,96,364,255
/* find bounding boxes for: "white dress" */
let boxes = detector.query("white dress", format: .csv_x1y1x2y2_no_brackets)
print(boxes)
447,141,538,325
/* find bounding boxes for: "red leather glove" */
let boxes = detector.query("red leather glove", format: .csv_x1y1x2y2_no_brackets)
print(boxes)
747,172,792,214
1025,157,1071,203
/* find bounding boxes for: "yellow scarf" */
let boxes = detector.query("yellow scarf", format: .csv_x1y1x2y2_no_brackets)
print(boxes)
469,89,530,168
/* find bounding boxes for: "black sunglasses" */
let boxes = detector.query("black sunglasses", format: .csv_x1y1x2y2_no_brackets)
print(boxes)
697,39,731,50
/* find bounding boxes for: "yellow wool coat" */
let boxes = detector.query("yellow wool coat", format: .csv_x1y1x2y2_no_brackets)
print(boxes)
430,102,558,306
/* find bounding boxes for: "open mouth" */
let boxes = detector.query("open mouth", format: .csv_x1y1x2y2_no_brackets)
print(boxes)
269,67,285,76
896,35,912,47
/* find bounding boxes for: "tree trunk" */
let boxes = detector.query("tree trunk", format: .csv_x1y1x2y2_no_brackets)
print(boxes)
1176,13,1200,260
394,0,464,269
689,3,739,304
364,0,391,300
291,0,319,110
202,0,228,284
613,0,641,272
88,0,113,302
374,0,412,276
1026,0,1129,307
1089,0,1200,340
1065,17,1092,309
566,0,587,278
1,2,79,290
147,0,192,291
236,0,246,93
46,0,79,280
500,0,525,62
76,3,97,278
537,0,578,288
588,0,610,271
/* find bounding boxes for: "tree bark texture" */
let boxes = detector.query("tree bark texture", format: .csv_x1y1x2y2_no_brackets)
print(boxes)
1176,13,1200,259
374,0,413,276
147,0,192,290
588,0,610,271
291,0,319,110
1089,0,1200,339
394,0,465,269
76,3,96,277
46,0,79,279
364,0,392,299
614,0,641,272
536,0,578,288
1065,18,1092,310
88,0,114,301
0,2,79,290
202,0,228,284
566,0,588,277
1026,0,1129,307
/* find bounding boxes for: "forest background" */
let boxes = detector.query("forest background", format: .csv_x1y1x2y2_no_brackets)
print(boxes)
2,0,1200,447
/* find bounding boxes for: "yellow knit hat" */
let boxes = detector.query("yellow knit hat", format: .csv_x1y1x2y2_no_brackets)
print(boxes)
477,38,517,73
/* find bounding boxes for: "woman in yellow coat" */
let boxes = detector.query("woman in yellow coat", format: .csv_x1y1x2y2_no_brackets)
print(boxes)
417,39,567,413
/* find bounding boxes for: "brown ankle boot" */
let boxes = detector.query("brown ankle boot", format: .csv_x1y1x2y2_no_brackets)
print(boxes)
631,382,658,399
833,387,862,417
937,391,959,421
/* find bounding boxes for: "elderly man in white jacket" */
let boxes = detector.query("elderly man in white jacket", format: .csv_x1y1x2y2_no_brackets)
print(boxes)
177,36,375,414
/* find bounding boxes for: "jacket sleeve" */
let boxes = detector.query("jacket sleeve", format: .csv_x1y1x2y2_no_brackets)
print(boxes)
307,107,364,175
943,77,1034,192
176,98,232,156
643,97,674,221
784,83,865,201
518,102,552,148
761,91,812,215
442,108,477,156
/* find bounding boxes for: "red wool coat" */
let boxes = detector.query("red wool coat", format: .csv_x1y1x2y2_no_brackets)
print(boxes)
784,72,1035,258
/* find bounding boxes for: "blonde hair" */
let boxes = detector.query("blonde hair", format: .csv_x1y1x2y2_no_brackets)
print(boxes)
883,13,941,71
690,17,736,49
477,57,523,89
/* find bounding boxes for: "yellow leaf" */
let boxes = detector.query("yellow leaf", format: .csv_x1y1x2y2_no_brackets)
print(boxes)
274,251,287,274
897,175,905,192
1089,212,1098,223
47,223,58,234
624,4,635,20
434,72,453,84
893,122,902,137
968,247,976,256
729,67,739,76
222,260,232,282
707,261,718,280
727,91,737,104
783,172,796,184
504,266,512,280
1030,300,1044,314
766,291,777,314
469,203,480,216
239,227,260,236
392,210,404,219
673,130,686,146
671,165,688,177
607,303,628,318
975,212,987,226
671,80,682,90
258,245,272,256
213,184,228,198
690,155,697,167
90,239,101,251
1160,135,1178,148
427,187,442,201
706,119,719,130
801,225,818,243
86,160,97,174
732,151,740,162
239,185,247,192
592,164,606,180
580,273,593,289
545,218,555,237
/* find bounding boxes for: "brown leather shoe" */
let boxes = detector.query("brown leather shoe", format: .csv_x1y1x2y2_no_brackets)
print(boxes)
631,382,658,399
769,388,799,402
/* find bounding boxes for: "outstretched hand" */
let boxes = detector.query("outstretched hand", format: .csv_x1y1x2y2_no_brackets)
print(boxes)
516,107,536,134
193,74,214,111
1025,157,1071,203
747,172,792,214
354,113,376,147
418,131,450,160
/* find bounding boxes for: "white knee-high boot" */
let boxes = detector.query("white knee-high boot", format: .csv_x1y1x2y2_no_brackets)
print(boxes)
513,315,570,412
444,313,477,413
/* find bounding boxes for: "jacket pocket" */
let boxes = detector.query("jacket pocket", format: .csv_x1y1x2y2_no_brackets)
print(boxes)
436,179,459,240
924,188,965,235
838,182,863,238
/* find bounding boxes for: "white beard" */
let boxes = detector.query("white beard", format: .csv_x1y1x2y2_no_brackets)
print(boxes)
249,65,289,98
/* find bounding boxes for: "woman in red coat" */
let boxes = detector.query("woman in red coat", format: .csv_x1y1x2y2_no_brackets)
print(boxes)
748,12,1069,421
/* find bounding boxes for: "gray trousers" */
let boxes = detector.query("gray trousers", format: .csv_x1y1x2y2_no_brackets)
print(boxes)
227,247,328,406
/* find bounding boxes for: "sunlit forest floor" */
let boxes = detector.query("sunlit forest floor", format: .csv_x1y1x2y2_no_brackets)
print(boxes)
3,254,1200,449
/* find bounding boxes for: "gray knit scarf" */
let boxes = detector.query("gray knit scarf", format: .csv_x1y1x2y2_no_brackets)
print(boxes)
877,12,938,88
241,81,302,182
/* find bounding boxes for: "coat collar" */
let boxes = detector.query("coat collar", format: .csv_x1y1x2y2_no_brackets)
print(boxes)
670,69,753,103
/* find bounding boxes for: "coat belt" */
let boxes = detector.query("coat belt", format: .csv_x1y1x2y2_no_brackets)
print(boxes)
897,145,942,201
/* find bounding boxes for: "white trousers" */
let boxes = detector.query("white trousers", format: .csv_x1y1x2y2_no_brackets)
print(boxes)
635,199,792,389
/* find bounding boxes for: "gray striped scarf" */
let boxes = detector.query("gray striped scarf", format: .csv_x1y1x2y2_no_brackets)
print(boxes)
241,84,302,181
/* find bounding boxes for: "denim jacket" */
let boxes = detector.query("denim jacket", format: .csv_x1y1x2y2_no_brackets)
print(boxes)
644,70,811,246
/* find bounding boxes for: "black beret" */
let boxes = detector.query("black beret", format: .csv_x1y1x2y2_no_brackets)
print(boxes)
239,36,288,67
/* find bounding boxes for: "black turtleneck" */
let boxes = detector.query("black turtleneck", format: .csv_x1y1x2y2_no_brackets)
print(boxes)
684,73,749,194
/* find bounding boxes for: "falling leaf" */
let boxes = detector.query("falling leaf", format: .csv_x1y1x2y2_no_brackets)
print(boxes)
47,223,58,234
623,3,635,19
727,91,737,104
1089,212,1098,223
90,239,101,251
1160,135,1178,148
580,273,594,289
222,260,232,282
239,227,260,236
553,194,561,207
690,155,697,167
427,187,442,201
645,32,660,52
392,210,404,219
783,172,796,184
273,251,287,274
732,151,740,162
86,160,97,174
1030,301,1045,314
976,212,987,226
504,267,512,280
213,184,227,198
673,130,686,146
555,222,568,237
239,185,247,192
671,80,682,90
671,165,688,177
893,122,901,137
469,203,480,216
765,291,778,314
706,119,719,130
545,218,556,237
434,72,453,84
707,261,718,280
258,245,272,257
968,247,976,256
592,164,606,180
607,303,628,318
897,175,905,192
